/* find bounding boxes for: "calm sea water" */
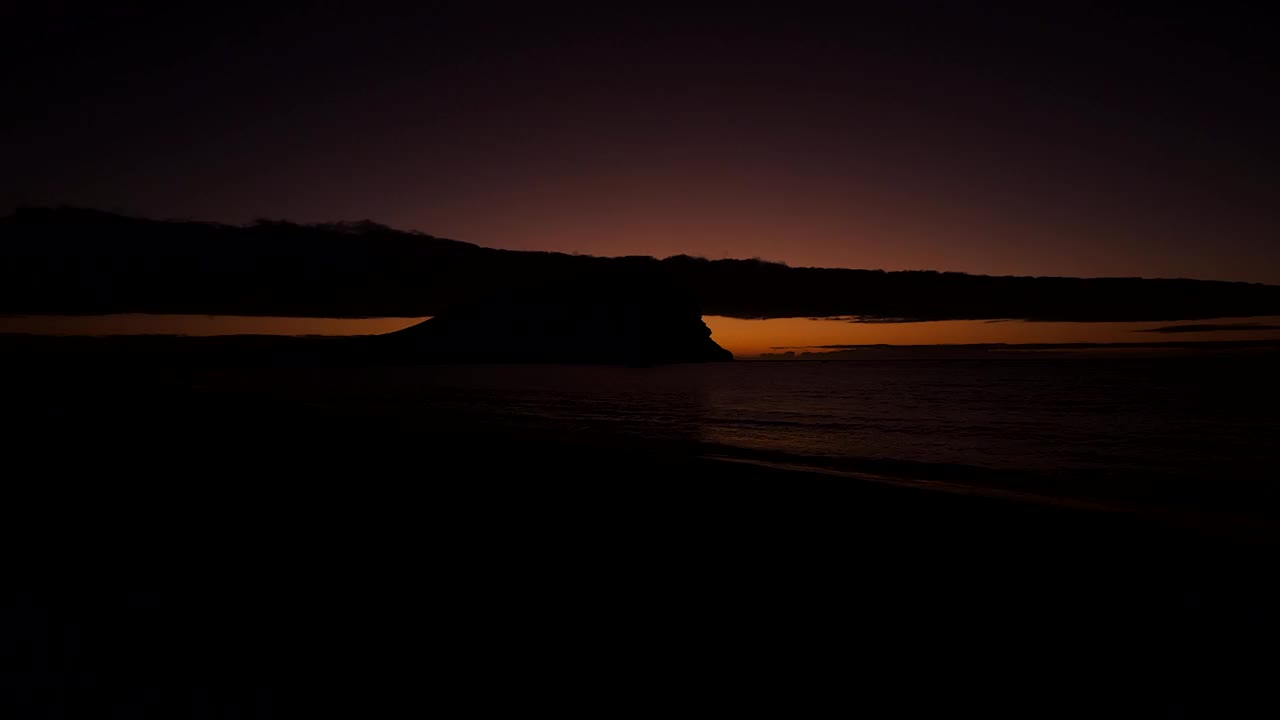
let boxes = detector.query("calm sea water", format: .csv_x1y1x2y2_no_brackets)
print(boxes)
261,357,1278,510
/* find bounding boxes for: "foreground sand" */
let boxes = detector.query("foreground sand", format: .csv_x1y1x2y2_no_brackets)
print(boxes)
4,362,1277,715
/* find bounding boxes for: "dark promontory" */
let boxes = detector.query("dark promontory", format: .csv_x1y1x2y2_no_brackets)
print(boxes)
376,260,732,364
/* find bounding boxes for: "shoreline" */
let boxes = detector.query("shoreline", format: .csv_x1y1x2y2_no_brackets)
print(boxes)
5,354,1276,543
701,454,1280,544
5,356,1278,714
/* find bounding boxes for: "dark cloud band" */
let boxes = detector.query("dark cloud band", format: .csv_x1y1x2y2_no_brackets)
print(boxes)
5,208,1280,324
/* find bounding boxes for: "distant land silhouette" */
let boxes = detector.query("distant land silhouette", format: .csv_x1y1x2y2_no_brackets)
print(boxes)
1136,322,1280,334
0,257,732,365
4,207,1280,323
378,260,732,363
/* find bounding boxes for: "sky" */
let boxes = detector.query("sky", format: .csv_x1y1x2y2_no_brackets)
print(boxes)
2,3,1278,351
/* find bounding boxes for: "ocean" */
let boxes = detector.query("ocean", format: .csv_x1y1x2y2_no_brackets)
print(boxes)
233,356,1278,515
9,352,1278,717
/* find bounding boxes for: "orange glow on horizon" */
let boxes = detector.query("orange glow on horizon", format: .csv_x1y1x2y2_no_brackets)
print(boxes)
3,314,1279,358
0,315,423,337
703,316,1280,357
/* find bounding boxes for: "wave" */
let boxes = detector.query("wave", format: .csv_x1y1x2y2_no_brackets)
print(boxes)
689,441,1280,530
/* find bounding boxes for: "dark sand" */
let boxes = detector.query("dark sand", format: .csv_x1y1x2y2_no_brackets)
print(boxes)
4,359,1277,716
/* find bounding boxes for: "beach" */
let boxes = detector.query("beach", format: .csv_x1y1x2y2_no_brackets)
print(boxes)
4,357,1278,715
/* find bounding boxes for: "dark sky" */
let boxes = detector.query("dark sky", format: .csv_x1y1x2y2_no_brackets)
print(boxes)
5,2,1278,283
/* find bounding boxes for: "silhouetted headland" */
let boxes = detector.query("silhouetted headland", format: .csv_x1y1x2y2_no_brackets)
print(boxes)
5,206,1280,322
0,261,732,366
376,260,732,364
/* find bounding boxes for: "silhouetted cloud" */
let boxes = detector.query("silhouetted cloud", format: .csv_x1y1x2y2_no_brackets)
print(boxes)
1136,323,1280,333
4,207,1280,324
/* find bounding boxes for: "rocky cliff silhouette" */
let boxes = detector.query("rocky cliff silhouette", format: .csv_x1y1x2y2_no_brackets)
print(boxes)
377,260,732,364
